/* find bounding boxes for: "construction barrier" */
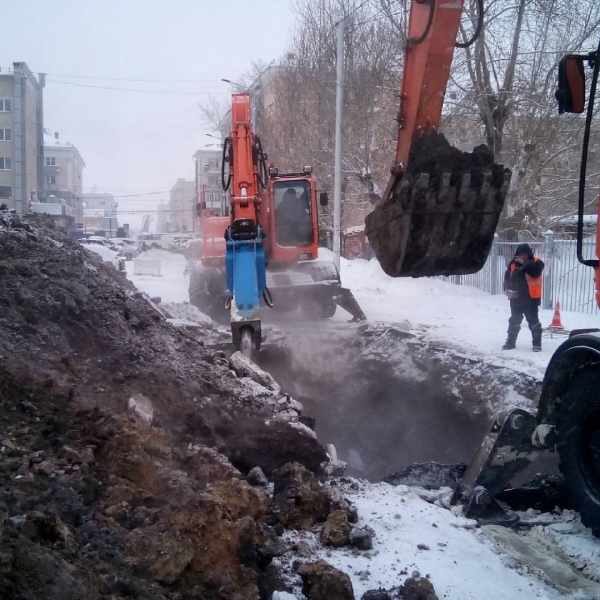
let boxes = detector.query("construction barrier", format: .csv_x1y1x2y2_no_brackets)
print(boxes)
133,259,162,276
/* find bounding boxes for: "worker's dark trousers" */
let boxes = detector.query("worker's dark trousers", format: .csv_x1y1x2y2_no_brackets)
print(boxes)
508,301,542,347
509,302,540,329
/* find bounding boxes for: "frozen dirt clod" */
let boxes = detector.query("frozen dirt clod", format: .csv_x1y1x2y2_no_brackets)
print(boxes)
271,462,331,530
298,559,355,600
0,214,333,600
320,510,351,547
401,575,439,600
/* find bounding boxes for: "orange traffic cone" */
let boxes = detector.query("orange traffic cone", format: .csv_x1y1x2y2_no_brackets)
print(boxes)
549,301,564,330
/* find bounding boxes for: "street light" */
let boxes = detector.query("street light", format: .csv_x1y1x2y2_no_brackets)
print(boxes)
221,78,246,90
206,133,220,140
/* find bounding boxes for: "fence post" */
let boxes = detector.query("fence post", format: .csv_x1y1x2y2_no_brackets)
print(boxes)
543,230,554,310
490,235,500,295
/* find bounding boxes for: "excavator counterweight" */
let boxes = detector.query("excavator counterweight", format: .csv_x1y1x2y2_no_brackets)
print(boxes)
365,0,511,277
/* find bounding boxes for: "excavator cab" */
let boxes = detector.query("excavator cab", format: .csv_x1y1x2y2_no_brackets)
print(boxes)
273,181,314,248
364,0,511,278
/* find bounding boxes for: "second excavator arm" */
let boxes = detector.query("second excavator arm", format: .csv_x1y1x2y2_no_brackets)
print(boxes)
365,0,511,278
222,93,269,355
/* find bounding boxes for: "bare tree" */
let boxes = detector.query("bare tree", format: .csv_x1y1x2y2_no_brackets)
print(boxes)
444,0,600,236
257,0,403,229
198,96,229,132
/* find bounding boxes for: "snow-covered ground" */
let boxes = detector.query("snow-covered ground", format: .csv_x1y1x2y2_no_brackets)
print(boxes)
276,482,600,599
83,244,124,269
126,249,600,600
125,249,189,304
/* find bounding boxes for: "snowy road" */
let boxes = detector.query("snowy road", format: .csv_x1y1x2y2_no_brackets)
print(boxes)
125,249,600,600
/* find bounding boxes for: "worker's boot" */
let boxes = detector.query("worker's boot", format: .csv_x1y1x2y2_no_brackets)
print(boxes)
502,326,520,350
531,322,543,352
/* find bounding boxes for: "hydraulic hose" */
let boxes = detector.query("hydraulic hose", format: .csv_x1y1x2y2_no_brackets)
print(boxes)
408,0,435,46
221,137,232,192
456,0,484,49
254,135,268,190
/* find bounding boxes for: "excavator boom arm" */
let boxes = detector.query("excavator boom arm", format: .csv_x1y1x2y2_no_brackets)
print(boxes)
366,0,510,278
389,0,464,188
223,93,267,353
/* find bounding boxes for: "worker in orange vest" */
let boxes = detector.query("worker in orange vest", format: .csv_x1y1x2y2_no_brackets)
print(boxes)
502,243,545,352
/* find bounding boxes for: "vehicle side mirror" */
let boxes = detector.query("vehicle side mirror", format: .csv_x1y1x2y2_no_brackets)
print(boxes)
319,192,329,207
557,56,586,114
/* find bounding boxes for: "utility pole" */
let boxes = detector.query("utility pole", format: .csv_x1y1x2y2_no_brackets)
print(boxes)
333,17,345,271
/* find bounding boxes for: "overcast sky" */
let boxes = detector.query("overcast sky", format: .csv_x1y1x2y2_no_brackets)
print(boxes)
1,0,296,227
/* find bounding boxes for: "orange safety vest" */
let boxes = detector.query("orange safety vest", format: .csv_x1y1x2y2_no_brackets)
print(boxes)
510,257,542,299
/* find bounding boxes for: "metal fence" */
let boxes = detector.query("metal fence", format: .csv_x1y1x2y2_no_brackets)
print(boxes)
439,234,599,314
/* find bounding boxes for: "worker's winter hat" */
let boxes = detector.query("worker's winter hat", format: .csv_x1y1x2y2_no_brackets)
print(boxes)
515,243,534,258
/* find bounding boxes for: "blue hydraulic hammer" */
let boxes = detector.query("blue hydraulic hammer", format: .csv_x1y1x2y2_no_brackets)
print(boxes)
225,221,267,351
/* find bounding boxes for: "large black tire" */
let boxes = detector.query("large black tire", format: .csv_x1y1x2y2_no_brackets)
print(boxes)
188,270,212,315
301,295,337,320
556,365,600,536
188,266,229,322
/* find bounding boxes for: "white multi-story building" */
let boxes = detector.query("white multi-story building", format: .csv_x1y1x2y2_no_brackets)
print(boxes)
31,132,86,228
81,192,118,233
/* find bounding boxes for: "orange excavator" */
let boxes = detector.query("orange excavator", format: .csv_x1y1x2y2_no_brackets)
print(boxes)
189,93,365,355
365,0,600,535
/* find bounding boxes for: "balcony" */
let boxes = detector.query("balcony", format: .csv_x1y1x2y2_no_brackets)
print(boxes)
31,201,75,218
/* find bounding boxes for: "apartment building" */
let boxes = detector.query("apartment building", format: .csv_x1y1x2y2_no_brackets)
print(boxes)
0,63,45,213
31,132,86,228
192,148,228,216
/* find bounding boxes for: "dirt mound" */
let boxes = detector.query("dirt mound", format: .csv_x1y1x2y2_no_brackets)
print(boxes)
406,132,506,187
0,214,329,599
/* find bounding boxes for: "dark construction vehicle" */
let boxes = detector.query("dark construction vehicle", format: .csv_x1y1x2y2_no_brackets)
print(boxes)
363,0,600,534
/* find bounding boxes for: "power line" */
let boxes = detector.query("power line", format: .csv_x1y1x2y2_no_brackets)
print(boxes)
41,72,222,84
46,79,227,95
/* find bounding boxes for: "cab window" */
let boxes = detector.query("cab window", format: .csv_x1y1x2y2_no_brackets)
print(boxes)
273,180,313,247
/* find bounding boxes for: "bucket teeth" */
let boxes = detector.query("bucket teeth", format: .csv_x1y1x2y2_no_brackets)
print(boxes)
365,165,511,277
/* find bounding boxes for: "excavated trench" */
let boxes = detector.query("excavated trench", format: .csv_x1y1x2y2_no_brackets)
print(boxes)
257,319,541,481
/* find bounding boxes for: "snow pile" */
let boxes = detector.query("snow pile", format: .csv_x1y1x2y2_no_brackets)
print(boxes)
83,243,122,268
341,257,600,380
126,248,189,303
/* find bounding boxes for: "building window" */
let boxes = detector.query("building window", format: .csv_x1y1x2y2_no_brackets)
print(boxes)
0,158,12,170
0,129,11,141
45,157,56,166
0,185,11,198
0,100,11,112
46,176,56,185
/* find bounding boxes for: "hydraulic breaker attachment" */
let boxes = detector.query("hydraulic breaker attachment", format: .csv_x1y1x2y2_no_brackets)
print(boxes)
231,320,261,356
225,221,267,352
365,133,511,278
451,408,541,519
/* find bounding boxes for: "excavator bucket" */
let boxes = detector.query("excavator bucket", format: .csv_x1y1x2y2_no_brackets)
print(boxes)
365,132,511,278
